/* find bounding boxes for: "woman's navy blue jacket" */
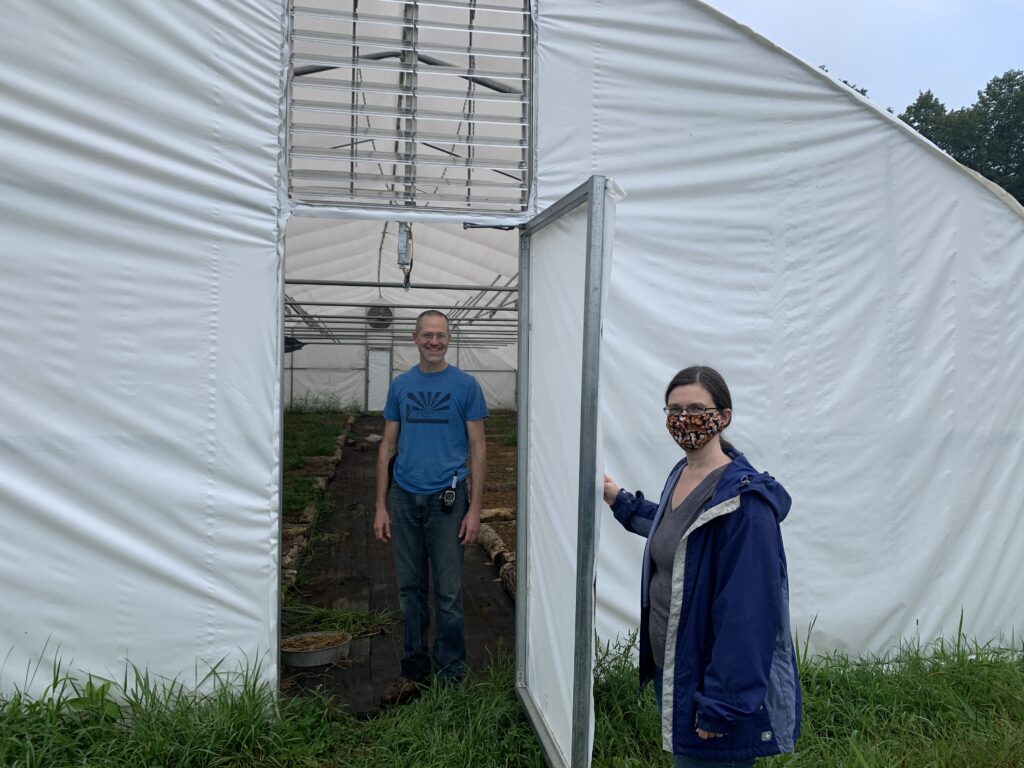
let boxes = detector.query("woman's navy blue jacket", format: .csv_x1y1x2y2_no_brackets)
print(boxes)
611,449,801,760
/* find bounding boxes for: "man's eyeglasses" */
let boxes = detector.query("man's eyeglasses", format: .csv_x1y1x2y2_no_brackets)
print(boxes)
663,405,720,416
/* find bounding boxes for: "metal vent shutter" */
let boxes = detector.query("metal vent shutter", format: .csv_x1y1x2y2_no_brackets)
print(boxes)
290,0,531,213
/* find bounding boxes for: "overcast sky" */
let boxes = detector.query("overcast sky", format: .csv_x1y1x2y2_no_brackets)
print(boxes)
706,0,1023,112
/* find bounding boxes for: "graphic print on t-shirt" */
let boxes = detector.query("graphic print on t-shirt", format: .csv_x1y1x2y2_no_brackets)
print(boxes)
405,391,451,424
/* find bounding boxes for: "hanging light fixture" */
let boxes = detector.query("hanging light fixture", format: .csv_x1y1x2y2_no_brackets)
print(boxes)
397,221,413,290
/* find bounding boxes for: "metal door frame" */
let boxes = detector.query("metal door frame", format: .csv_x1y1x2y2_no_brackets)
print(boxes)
515,175,608,768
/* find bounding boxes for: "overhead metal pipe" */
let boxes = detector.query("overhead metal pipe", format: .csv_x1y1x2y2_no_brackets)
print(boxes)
286,300,517,311
285,279,518,291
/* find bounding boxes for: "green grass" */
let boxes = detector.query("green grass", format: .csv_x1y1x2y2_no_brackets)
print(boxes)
0,662,355,768
591,631,1024,768
341,658,543,768
0,658,537,768
281,409,353,516
4,636,1022,767
282,411,352,473
774,634,1024,767
591,635,665,766
285,394,360,414
281,604,396,640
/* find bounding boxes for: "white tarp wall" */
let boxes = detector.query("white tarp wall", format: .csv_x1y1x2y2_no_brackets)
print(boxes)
284,342,366,409
536,0,1024,656
0,3,287,695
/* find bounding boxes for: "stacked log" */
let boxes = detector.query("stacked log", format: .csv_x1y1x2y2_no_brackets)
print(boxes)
477,523,516,600
499,561,516,596
480,507,515,523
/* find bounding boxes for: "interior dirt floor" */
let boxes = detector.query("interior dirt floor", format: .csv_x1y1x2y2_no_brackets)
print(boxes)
281,413,517,717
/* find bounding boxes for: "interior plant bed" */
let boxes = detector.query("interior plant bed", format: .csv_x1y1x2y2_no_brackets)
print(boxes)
280,630,352,668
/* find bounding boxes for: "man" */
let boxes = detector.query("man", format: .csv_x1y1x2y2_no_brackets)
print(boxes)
374,310,488,705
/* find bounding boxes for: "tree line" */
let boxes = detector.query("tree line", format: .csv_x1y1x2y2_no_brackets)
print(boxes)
899,69,1023,205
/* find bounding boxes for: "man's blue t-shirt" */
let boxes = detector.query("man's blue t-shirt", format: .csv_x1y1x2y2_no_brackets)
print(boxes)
383,364,489,494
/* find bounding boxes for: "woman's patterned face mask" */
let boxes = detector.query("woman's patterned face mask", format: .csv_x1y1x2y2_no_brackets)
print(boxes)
666,409,725,452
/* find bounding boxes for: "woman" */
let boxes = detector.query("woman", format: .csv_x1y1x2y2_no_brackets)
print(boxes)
603,365,800,767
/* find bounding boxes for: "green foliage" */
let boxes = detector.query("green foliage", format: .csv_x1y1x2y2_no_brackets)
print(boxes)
64,678,121,725
591,631,1024,768
281,476,323,515
339,658,544,768
0,658,538,768
286,394,359,414
900,70,1024,204
4,635,1023,766
973,70,1024,202
282,412,350,469
774,633,1024,767
484,409,518,446
592,634,667,766
281,409,353,515
0,662,354,768
818,65,869,97
281,604,396,640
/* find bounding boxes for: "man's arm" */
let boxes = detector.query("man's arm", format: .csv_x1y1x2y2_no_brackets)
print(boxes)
459,419,486,544
373,420,400,543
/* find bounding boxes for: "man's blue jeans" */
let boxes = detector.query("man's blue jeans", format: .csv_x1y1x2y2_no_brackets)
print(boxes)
389,481,467,681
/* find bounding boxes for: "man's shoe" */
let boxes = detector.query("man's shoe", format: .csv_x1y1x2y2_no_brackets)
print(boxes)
379,675,428,707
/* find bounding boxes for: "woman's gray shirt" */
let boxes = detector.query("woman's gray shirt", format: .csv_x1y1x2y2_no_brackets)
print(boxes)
648,463,729,667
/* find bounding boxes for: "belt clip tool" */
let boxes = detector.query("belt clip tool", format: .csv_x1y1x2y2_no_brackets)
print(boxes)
441,473,457,508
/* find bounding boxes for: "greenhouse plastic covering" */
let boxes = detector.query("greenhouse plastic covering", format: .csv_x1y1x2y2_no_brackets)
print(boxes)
1,6,1023,768
0,2,289,694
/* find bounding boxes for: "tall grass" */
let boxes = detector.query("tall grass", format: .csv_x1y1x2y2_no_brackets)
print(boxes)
591,632,1024,768
777,634,1024,767
592,635,666,766
340,657,543,768
0,661,354,768
3,636,1023,767
0,658,536,768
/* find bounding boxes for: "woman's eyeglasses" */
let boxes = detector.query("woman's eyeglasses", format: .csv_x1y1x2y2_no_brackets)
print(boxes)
663,405,720,416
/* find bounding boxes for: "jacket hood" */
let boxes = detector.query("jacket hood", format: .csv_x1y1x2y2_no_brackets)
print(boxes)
675,449,792,524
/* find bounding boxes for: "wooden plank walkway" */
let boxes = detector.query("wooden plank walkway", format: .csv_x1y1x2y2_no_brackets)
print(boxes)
281,414,515,717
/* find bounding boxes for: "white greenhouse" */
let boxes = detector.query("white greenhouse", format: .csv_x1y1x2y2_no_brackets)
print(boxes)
2,2,1022,766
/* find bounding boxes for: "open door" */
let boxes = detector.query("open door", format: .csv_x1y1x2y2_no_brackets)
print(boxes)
516,176,617,768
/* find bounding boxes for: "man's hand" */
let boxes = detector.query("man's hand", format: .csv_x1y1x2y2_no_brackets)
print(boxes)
374,421,399,544
374,504,391,543
459,506,481,545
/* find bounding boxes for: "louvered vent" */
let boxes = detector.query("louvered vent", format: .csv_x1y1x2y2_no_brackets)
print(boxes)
290,0,531,213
